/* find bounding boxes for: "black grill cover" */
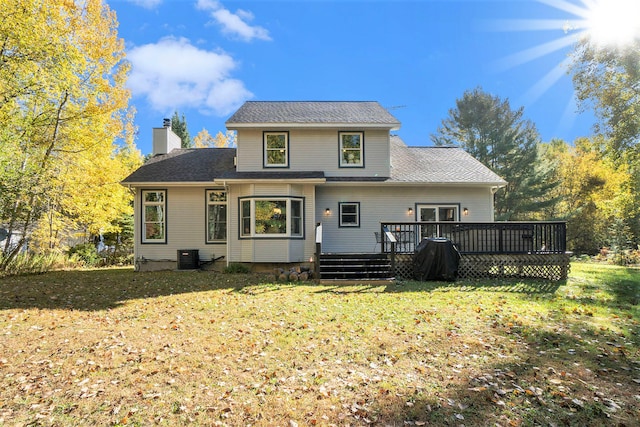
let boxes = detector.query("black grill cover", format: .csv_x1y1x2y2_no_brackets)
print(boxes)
412,238,461,281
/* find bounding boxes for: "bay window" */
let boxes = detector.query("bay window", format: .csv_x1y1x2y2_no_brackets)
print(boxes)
240,197,304,238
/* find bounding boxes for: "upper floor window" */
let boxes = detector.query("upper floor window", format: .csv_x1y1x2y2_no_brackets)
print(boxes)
206,190,227,243
339,132,364,167
142,190,166,243
264,131,289,167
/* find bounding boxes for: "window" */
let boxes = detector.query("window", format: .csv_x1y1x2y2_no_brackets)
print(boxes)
291,199,302,236
206,190,227,243
418,204,459,239
241,200,251,237
240,197,304,238
142,190,166,243
339,132,364,167
256,200,287,234
339,202,360,227
264,132,289,167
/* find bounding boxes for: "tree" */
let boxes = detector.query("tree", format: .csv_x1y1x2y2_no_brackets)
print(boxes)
193,128,237,148
171,111,192,148
0,0,140,267
570,38,640,250
541,137,636,254
571,39,640,160
431,87,557,220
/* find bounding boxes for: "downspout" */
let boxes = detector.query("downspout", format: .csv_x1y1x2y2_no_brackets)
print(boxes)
223,180,230,268
491,185,503,222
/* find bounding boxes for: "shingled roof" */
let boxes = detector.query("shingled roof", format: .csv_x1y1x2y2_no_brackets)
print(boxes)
122,137,505,186
388,136,506,185
122,148,237,184
121,148,325,184
226,101,400,128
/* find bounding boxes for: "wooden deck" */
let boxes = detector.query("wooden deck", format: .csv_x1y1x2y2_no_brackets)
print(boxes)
314,222,569,281
380,222,569,281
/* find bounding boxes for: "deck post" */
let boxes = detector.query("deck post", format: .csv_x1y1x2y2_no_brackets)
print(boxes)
314,223,322,283
390,242,396,277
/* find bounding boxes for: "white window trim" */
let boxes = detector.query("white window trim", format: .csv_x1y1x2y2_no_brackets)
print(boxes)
339,131,364,167
264,131,289,168
240,197,304,238
142,190,166,244
206,190,227,243
417,204,460,222
339,202,360,227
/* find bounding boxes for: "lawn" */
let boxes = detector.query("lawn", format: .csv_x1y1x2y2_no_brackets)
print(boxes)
1,263,638,426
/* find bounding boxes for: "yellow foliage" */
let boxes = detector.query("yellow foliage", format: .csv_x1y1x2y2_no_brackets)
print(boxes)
193,128,237,148
542,137,636,252
0,0,141,258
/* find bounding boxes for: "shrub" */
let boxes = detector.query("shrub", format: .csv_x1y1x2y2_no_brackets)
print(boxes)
224,263,251,274
68,243,99,266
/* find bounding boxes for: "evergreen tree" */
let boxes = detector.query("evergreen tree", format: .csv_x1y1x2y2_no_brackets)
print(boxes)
431,87,558,220
171,111,192,148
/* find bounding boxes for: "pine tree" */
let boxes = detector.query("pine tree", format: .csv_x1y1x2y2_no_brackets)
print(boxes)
431,87,558,220
171,111,192,148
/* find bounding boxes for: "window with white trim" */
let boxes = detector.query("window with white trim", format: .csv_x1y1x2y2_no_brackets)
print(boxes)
418,204,459,239
240,197,304,238
339,132,364,167
206,190,227,243
142,190,166,243
264,132,289,167
339,202,360,227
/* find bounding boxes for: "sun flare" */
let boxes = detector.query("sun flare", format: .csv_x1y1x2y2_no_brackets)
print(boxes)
583,0,640,48
487,0,640,136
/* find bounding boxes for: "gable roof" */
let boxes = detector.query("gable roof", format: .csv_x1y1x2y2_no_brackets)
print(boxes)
226,101,401,129
388,136,506,186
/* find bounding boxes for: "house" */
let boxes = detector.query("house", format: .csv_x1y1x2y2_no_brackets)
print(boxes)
122,101,507,272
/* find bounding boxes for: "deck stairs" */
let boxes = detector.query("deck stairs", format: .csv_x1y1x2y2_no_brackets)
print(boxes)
319,253,394,281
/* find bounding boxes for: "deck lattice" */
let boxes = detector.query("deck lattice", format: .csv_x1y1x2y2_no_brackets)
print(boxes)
393,253,570,281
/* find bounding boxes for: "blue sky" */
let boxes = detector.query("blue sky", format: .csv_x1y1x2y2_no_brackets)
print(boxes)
108,0,600,155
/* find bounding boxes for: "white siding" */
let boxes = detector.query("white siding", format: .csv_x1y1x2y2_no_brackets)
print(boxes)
235,128,390,178
134,187,227,265
227,183,317,263
316,185,495,253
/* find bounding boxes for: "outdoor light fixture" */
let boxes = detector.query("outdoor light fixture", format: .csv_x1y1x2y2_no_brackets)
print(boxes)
325,208,331,215
463,207,469,216
408,207,413,215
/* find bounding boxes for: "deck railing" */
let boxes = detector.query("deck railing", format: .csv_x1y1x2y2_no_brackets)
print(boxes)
380,222,567,255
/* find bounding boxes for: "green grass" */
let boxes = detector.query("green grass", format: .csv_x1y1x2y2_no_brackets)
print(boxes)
0,262,638,426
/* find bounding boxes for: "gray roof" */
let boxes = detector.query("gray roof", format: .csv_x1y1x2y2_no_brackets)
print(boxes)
122,137,505,187
226,101,400,127
388,136,506,185
121,148,325,183
122,148,237,183
218,171,325,180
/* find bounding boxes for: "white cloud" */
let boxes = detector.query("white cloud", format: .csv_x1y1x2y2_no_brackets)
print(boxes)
196,0,271,42
127,37,253,116
125,0,162,9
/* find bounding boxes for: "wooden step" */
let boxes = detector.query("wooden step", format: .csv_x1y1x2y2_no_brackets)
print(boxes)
319,253,393,281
